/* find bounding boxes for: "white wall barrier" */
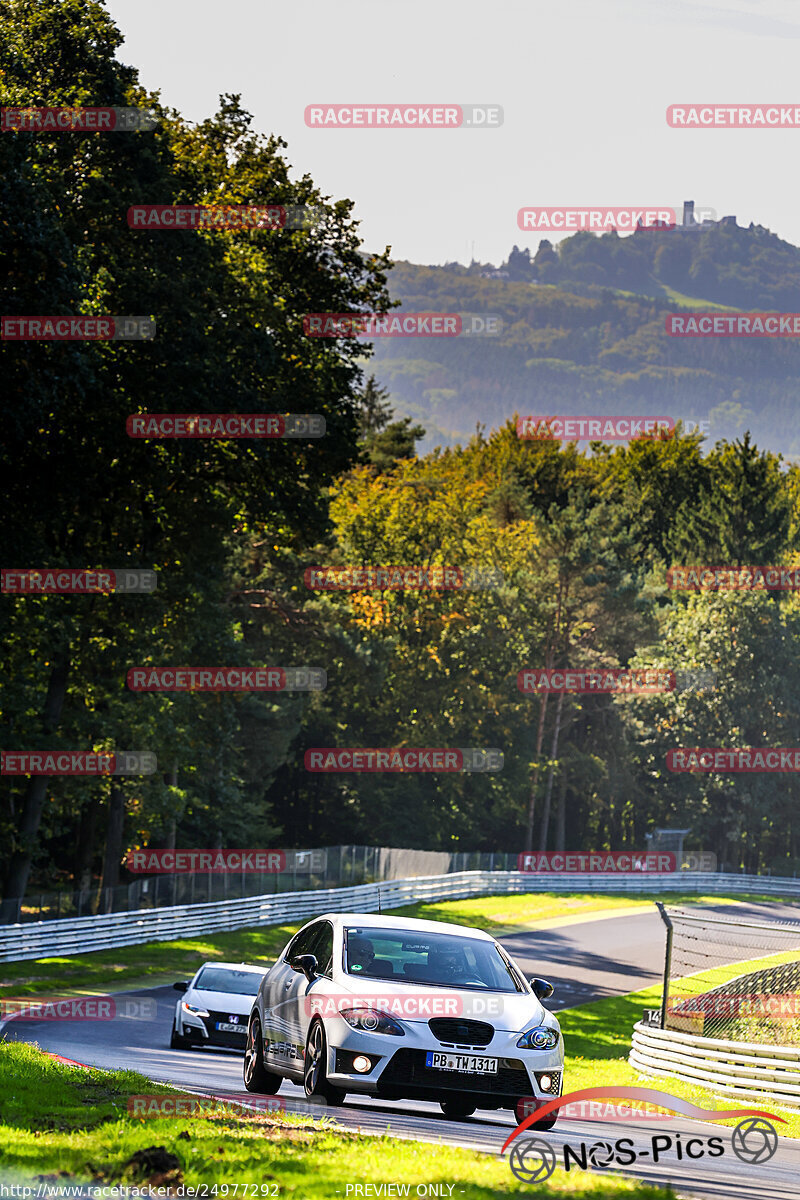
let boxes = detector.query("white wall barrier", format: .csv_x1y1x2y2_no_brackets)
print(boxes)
630,1020,800,1112
1,869,800,963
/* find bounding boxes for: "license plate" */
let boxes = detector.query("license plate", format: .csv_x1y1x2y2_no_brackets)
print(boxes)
216,1022,247,1033
425,1052,498,1074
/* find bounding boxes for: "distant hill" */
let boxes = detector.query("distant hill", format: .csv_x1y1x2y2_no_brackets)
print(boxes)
368,221,800,459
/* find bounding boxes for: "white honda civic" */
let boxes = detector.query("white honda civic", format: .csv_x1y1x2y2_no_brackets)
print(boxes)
171,961,266,1051
243,913,563,1125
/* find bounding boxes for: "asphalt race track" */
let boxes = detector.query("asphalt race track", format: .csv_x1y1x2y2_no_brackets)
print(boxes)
5,901,800,1198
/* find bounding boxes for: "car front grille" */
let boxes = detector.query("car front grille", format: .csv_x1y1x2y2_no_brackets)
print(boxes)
203,1009,248,1041
377,1049,528,1097
428,1018,494,1047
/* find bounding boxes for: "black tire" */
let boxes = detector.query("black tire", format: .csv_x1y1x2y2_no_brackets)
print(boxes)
440,1098,477,1119
243,1015,283,1095
303,1019,346,1106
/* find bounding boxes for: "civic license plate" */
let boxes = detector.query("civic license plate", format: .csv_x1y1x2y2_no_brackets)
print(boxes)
216,1022,247,1033
425,1052,498,1074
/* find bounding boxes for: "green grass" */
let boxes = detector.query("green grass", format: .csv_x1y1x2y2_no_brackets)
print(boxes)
0,891,766,1001
0,924,302,999
0,1042,674,1198
607,282,739,310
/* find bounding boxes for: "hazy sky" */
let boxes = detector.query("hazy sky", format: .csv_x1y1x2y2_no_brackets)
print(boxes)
106,0,800,265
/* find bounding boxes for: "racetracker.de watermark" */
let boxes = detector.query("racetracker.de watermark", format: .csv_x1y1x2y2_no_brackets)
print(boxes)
126,848,327,873
669,994,800,1018
126,667,326,691
304,566,503,590
127,204,325,231
305,748,503,772
127,1093,289,1118
126,849,286,872
302,993,504,1018
667,565,800,590
517,208,678,231
303,313,501,337
517,851,716,872
2,569,156,594
2,316,155,340
1,995,156,1020
516,1096,673,1122
666,313,800,336
667,104,800,127
667,748,800,772
1,751,157,775
1,106,157,131
304,104,502,128
520,420,676,444
0,748,155,777
518,668,676,694
126,414,325,438
517,416,674,441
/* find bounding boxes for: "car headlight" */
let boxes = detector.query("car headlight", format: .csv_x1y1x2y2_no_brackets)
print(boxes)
516,1025,559,1050
182,1002,210,1018
339,1007,405,1036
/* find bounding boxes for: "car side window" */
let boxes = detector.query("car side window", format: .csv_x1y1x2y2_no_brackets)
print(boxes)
284,922,320,962
310,921,334,977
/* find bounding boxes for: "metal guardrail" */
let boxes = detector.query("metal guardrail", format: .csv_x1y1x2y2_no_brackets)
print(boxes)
3,845,493,924
630,1020,800,1111
1,869,799,963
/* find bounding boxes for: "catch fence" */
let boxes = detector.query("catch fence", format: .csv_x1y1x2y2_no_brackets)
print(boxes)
4,846,520,924
657,904,800,1045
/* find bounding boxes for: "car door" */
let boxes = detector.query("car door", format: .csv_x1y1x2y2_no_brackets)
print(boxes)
277,920,336,1075
297,920,335,1051
262,922,322,1075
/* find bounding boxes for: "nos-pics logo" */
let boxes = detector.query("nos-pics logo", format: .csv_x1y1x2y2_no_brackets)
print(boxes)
503,1087,782,1184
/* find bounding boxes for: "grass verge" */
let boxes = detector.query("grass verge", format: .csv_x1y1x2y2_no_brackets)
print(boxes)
0,1041,674,1198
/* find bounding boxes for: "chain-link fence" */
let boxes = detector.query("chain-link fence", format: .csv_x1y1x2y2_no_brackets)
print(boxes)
7,846,522,924
657,903,800,1045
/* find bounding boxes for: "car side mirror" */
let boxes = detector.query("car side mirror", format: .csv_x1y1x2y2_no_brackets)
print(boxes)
529,976,554,1000
173,981,189,993
291,954,318,981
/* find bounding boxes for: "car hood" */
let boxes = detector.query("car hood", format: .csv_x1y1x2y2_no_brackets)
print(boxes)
308,975,554,1033
185,989,258,1014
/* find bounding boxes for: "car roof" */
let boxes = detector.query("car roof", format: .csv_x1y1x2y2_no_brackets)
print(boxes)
312,912,495,941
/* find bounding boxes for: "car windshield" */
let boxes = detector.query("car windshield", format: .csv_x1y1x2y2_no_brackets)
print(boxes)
344,927,523,992
193,967,262,995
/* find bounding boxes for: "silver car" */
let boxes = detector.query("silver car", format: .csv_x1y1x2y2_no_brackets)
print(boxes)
243,913,563,1125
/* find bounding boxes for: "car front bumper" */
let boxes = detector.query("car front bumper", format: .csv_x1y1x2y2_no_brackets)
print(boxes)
179,1008,249,1050
323,1017,563,1109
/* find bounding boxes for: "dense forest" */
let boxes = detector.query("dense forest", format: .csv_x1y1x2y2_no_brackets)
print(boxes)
3,0,800,912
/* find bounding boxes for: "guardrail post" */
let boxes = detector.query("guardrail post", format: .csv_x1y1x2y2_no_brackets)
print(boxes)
655,900,674,1030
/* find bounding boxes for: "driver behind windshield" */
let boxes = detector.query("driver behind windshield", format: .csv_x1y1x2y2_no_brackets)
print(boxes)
347,935,376,972
427,946,479,984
